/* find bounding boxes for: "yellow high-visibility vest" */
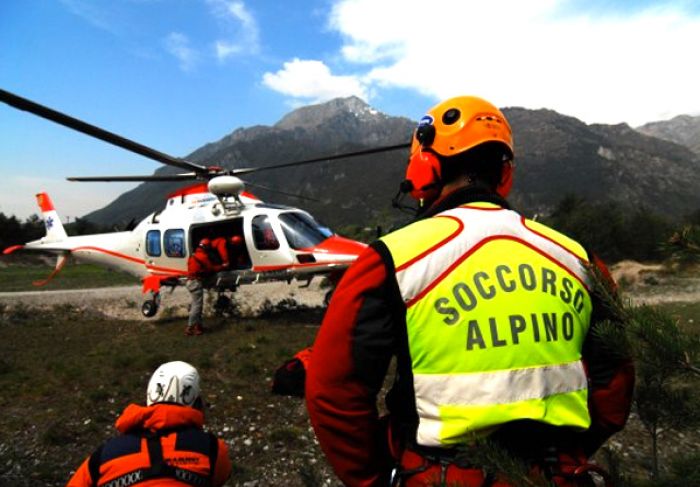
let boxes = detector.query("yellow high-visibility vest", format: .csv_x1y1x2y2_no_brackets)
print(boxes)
380,202,593,447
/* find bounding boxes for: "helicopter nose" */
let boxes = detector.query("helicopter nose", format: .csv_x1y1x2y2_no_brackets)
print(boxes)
312,236,367,261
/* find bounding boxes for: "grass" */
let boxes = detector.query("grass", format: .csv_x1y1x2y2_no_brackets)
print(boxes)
0,305,324,486
0,263,136,292
656,301,700,335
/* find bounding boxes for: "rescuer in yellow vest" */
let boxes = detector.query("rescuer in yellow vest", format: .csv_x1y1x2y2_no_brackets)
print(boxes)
306,96,635,487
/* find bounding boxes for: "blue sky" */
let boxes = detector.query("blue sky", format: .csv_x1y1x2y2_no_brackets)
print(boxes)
1,0,699,220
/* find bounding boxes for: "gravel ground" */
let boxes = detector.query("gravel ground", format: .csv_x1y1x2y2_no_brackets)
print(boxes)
611,260,700,305
0,280,328,321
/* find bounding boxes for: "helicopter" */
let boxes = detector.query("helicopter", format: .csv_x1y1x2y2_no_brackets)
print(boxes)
0,89,409,317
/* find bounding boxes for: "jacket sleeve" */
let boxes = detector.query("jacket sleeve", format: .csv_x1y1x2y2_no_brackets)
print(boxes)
65,457,92,487
580,255,635,456
306,246,397,487
213,239,230,268
212,439,232,487
187,254,203,277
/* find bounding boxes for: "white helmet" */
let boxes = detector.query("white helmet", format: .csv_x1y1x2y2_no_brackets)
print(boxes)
146,361,201,407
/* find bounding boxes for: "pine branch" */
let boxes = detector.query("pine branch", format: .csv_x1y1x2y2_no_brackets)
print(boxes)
464,440,551,487
586,262,700,377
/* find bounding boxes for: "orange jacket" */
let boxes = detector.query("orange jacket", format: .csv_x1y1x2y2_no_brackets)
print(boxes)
211,237,230,269
66,403,232,487
187,246,223,278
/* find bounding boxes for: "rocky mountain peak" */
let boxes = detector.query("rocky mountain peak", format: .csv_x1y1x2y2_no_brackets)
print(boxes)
636,114,700,155
274,96,385,131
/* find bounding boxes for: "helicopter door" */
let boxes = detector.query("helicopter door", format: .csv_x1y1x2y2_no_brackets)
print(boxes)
189,220,251,270
248,214,291,269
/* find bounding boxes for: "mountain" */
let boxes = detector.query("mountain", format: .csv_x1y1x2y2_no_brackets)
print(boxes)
85,96,415,229
84,98,700,229
505,108,700,218
636,114,700,155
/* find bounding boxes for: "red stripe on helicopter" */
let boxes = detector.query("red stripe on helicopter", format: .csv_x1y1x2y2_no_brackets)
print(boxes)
3,245,25,255
36,192,55,212
144,267,184,275
71,246,184,275
167,183,209,199
166,183,259,201
299,235,368,255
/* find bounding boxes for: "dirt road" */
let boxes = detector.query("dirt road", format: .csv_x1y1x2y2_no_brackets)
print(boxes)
0,281,327,321
610,260,700,305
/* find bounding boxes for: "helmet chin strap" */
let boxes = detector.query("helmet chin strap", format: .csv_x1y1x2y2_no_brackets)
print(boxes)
391,183,418,215
391,180,443,216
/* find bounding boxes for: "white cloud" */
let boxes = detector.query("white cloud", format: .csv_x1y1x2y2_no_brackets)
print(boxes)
215,41,243,59
322,0,700,125
164,32,199,71
59,0,121,34
207,0,260,60
262,58,368,104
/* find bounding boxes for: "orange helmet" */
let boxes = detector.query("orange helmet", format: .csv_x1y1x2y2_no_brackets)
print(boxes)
198,237,211,247
405,96,514,203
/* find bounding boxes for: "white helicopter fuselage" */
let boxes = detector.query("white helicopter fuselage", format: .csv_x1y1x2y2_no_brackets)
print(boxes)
17,186,366,288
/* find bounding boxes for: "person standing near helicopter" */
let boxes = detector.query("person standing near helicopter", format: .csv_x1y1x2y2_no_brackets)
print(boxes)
186,237,228,336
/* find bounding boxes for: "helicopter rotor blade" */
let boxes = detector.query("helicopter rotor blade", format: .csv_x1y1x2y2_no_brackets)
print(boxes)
244,181,320,202
0,88,208,174
67,173,199,182
231,142,411,176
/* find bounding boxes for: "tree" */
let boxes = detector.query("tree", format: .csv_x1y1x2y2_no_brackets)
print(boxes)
544,196,674,263
0,212,23,249
0,212,45,249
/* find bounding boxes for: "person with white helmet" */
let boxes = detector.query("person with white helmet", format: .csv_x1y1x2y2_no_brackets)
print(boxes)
67,361,232,486
306,96,635,486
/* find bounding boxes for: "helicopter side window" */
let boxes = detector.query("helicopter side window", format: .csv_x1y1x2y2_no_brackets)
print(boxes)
279,212,333,250
252,215,280,251
164,229,186,258
146,230,161,257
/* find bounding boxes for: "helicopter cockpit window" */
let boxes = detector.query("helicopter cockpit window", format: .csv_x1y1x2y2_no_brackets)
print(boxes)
252,215,280,251
279,212,333,250
146,230,161,257
164,229,186,258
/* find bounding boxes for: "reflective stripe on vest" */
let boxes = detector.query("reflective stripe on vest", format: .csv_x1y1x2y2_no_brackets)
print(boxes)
381,202,593,447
